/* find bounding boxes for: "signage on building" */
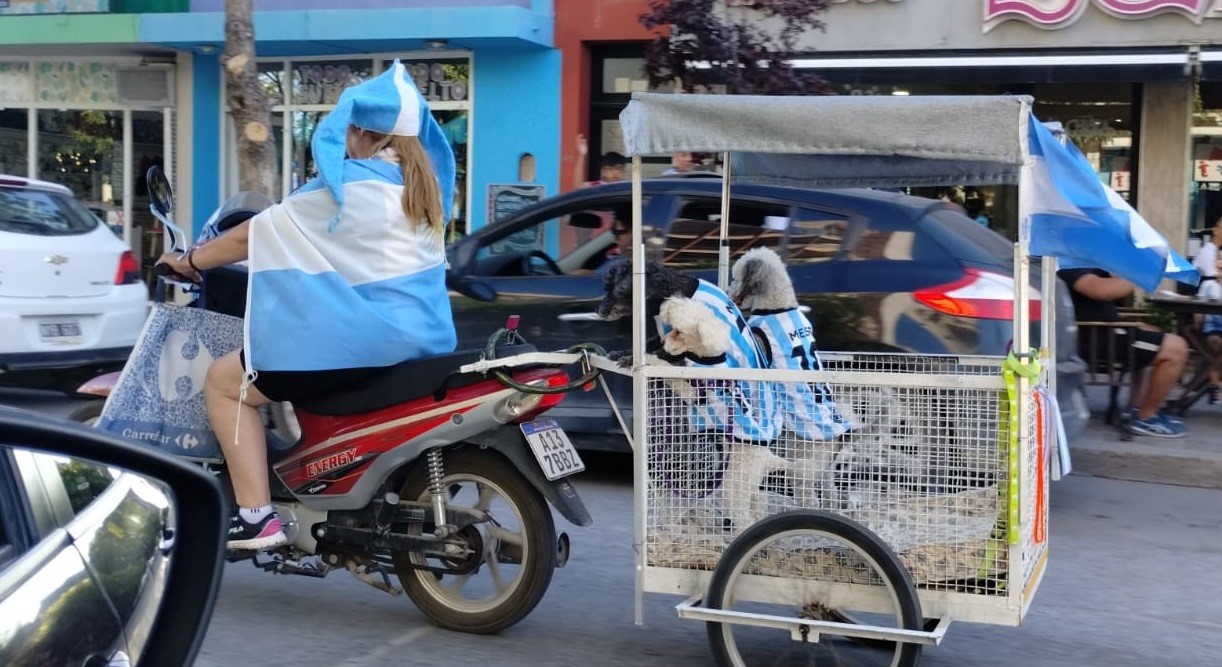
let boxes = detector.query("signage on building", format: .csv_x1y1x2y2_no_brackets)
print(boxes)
405,61,469,103
984,0,1222,31
1196,160,1222,183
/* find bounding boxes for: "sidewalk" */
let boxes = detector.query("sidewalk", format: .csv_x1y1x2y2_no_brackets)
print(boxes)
1068,385,1222,489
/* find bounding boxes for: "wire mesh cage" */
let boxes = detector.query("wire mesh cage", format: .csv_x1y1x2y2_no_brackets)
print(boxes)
639,352,1049,626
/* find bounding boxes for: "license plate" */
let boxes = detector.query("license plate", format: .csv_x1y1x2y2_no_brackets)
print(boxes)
40,322,82,342
520,417,585,481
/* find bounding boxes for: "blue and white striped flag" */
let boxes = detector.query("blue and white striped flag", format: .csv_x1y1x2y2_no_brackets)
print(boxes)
1026,116,1197,292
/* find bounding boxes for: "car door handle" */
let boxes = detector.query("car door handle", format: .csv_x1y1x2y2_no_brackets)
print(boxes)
558,312,605,322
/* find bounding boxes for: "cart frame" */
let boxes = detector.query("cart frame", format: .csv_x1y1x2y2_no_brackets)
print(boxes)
616,93,1059,646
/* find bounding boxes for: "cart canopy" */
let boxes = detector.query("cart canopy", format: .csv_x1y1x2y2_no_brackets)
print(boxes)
618,92,1030,188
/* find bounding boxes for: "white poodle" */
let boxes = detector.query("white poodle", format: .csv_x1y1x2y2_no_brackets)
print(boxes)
655,294,791,532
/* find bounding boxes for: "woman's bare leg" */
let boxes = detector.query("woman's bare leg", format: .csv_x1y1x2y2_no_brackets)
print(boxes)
206,350,272,508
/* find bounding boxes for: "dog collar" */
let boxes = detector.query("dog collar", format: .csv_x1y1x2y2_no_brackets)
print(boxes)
685,352,727,365
751,307,798,316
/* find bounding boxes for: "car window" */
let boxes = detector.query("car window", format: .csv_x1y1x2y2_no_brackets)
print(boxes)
0,188,98,236
663,197,799,268
473,198,651,276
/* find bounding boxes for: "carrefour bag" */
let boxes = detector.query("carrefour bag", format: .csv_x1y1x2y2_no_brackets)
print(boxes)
97,304,243,460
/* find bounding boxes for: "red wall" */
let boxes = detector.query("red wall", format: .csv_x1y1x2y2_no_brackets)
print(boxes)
555,0,654,191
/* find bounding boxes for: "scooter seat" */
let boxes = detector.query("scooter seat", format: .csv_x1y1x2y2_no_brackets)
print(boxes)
295,343,538,416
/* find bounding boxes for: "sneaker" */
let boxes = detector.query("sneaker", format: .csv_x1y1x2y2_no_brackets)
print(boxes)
1125,407,1183,426
1129,414,1188,439
227,511,288,550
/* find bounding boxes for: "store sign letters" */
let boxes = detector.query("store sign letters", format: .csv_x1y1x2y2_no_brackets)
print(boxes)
984,0,1222,31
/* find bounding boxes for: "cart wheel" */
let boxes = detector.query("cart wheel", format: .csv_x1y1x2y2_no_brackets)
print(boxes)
704,510,922,667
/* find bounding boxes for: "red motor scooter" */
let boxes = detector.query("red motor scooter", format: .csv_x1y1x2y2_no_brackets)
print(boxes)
78,167,599,634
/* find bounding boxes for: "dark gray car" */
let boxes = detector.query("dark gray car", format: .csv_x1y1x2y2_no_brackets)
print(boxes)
446,179,1088,450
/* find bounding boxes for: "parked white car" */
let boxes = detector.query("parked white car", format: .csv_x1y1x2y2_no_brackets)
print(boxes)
0,175,148,393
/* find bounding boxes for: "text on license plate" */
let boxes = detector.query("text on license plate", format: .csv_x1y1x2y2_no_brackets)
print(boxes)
520,417,585,481
40,322,81,339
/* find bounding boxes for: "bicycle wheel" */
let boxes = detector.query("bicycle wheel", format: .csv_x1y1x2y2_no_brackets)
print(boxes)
705,510,923,667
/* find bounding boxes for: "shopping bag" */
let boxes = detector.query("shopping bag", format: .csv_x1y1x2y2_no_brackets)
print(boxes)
97,304,243,460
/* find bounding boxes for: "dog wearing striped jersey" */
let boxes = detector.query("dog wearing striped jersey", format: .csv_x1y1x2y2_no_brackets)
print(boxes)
597,259,788,532
728,247,853,509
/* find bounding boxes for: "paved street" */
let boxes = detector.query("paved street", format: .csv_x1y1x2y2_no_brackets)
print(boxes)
5,389,1221,666
194,461,1221,667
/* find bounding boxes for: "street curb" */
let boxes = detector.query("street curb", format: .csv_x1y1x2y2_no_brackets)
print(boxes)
1069,435,1222,490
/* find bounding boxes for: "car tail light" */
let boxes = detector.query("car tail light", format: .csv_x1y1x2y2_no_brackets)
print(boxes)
114,251,142,285
913,268,1041,321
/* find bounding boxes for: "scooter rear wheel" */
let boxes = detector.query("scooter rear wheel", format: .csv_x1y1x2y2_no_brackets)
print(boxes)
393,448,557,634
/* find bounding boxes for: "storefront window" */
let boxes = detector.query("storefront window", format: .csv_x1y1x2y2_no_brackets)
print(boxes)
289,109,324,191
37,110,122,205
259,61,287,106
0,109,29,176
1190,82,1222,237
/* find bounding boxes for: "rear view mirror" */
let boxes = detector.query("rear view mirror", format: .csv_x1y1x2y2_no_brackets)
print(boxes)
568,211,606,229
0,407,225,667
146,166,174,217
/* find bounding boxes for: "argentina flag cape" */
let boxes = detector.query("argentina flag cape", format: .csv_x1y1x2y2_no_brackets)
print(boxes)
658,280,781,443
748,309,851,441
243,158,456,373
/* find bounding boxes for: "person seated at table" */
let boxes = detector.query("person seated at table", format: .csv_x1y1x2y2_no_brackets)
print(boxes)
1059,267,1189,438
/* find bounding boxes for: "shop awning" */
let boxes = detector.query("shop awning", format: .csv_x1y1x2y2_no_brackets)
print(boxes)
790,51,1194,85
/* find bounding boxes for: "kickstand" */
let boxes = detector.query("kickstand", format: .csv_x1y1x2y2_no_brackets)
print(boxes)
346,561,403,596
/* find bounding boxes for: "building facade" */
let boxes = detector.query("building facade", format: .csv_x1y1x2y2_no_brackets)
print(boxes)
556,0,1222,252
1,0,559,276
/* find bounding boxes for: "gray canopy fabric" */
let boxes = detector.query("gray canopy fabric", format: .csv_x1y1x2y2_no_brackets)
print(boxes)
619,92,1032,188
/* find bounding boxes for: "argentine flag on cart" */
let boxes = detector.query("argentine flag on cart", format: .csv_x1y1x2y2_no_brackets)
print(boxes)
1026,116,1197,293
244,62,457,373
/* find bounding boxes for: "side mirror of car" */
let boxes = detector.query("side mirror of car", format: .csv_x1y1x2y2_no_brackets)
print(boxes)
449,276,498,302
0,407,225,667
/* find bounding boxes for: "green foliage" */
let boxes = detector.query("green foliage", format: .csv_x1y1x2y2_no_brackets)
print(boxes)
639,0,834,95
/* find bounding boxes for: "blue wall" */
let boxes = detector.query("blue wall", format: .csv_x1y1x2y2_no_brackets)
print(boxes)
469,47,560,232
192,52,221,234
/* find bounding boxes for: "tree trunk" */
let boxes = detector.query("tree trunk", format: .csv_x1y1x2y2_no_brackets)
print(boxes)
223,0,276,197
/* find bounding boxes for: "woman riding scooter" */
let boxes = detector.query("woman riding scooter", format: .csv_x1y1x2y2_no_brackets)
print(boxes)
158,62,458,550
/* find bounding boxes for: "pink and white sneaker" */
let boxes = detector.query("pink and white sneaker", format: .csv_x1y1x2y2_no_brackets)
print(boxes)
227,511,288,550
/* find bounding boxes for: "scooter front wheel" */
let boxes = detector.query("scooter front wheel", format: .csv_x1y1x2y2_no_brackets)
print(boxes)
393,448,557,634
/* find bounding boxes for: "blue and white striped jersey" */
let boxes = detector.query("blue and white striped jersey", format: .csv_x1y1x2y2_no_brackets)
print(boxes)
748,308,852,440
657,280,780,443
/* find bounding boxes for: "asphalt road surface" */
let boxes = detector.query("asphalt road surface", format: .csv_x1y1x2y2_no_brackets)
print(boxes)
5,390,1220,666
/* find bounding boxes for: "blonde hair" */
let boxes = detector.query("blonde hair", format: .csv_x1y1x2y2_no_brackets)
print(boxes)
367,132,445,240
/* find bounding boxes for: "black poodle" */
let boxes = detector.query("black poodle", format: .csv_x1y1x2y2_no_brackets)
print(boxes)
596,259,703,359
